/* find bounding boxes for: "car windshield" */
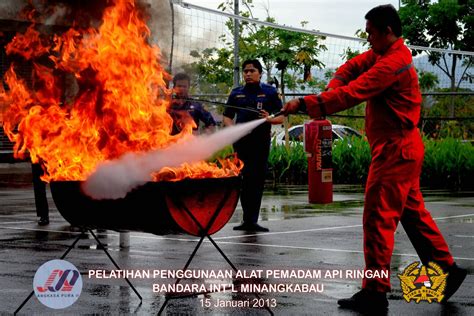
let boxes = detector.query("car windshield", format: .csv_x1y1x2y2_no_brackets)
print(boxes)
288,127,303,141
334,127,361,139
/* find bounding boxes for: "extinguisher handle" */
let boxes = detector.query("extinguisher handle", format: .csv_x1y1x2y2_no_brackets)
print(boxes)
268,110,287,119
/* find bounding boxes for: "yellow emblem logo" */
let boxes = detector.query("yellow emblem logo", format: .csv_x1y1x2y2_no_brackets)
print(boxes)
398,261,448,303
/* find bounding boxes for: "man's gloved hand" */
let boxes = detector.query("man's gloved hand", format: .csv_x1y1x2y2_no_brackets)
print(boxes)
258,109,269,119
282,98,303,115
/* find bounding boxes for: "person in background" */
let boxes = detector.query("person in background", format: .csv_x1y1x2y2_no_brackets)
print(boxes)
223,59,284,232
170,73,216,135
32,162,49,225
282,4,466,313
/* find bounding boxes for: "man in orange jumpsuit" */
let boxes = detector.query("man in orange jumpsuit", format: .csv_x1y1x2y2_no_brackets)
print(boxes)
283,4,467,313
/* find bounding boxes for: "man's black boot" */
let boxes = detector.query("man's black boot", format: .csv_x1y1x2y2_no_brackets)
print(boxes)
338,289,388,313
233,222,250,231
233,222,269,232
247,223,269,232
442,263,467,303
38,216,49,226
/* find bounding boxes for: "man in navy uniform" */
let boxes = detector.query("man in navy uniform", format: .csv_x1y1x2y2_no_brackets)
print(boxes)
223,59,284,232
171,73,216,135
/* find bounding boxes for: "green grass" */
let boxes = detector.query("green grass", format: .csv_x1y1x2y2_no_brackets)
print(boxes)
267,137,474,190
422,138,474,189
268,139,307,185
332,137,371,184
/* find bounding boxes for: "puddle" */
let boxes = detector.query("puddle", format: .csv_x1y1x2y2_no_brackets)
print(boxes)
259,185,474,221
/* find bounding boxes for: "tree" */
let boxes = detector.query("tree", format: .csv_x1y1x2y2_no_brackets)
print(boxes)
185,47,234,95
322,29,369,133
399,0,473,116
339,29,368,62
185,1,327,94
417,70,439,136
182,1,328,146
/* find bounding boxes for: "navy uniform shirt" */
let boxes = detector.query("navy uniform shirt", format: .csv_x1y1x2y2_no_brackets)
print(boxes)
224,82,282,141
170,100,216,134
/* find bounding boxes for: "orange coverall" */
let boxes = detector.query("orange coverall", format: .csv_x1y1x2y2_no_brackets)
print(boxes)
303,38,454,292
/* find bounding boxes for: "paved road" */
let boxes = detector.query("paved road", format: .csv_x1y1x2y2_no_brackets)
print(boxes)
0,165,472,315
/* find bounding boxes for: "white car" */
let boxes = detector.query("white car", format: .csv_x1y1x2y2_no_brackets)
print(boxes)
273,124,362,146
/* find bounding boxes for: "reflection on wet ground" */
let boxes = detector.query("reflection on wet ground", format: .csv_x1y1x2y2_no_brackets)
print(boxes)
257,184,474,222
0,179,473,315
258,185,364,222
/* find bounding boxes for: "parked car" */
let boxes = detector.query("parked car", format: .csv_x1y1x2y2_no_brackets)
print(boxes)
273,124,362,146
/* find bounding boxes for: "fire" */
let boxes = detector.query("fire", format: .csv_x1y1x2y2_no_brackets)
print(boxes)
153,154,243,182
0,0,242,182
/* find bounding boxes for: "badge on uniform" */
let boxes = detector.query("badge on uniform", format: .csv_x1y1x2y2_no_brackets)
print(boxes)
257,102,263,110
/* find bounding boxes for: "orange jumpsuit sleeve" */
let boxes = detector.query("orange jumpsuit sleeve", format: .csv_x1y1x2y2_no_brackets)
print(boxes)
326,50,377,89
304,51,400,118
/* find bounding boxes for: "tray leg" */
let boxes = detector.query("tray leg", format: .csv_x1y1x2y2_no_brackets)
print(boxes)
206,234,274,316
88,229,143,302
14,229,144,315
158,234,206,315
159,189,273,315
14,230,85,315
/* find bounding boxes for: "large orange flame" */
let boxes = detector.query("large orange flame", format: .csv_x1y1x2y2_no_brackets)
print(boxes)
0,0,241,182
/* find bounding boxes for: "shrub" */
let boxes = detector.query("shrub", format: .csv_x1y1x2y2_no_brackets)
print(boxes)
267,137,474,190
422,138,474,189
268,139,307,185
332,137,371,184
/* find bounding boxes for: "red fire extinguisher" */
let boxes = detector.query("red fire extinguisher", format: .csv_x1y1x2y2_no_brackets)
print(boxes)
304,119,333,204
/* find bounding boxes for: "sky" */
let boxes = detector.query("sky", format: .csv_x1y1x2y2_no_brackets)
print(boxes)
184,0,401,38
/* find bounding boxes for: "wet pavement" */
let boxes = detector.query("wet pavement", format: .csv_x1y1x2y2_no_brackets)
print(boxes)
0,163,473,315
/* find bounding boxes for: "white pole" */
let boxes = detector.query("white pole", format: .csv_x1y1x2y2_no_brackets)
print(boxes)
119,231,130,248
233,0,240,88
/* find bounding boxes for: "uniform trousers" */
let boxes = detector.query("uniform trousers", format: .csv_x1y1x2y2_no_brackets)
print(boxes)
234,137,270,224
362,129,454,292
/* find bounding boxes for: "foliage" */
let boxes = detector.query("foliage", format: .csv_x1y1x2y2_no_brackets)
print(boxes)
421,90,474,139
181,48,234,95
208,145,234,162
340,29,368,62
288,114,308,127
268,23,327,94
182,1,327,97
267,139,307,185
332,136,371,184
422,138,474,189
328,104,366,134
321,29,368,133
418,70,439,92
217,0,254,13
267,137,474,190
399,0,473,97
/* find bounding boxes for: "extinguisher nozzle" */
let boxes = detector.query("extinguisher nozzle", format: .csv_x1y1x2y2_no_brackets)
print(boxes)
268,110,286,119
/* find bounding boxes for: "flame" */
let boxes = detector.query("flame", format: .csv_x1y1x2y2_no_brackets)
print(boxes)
153,154,243,182
0,0,242,182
